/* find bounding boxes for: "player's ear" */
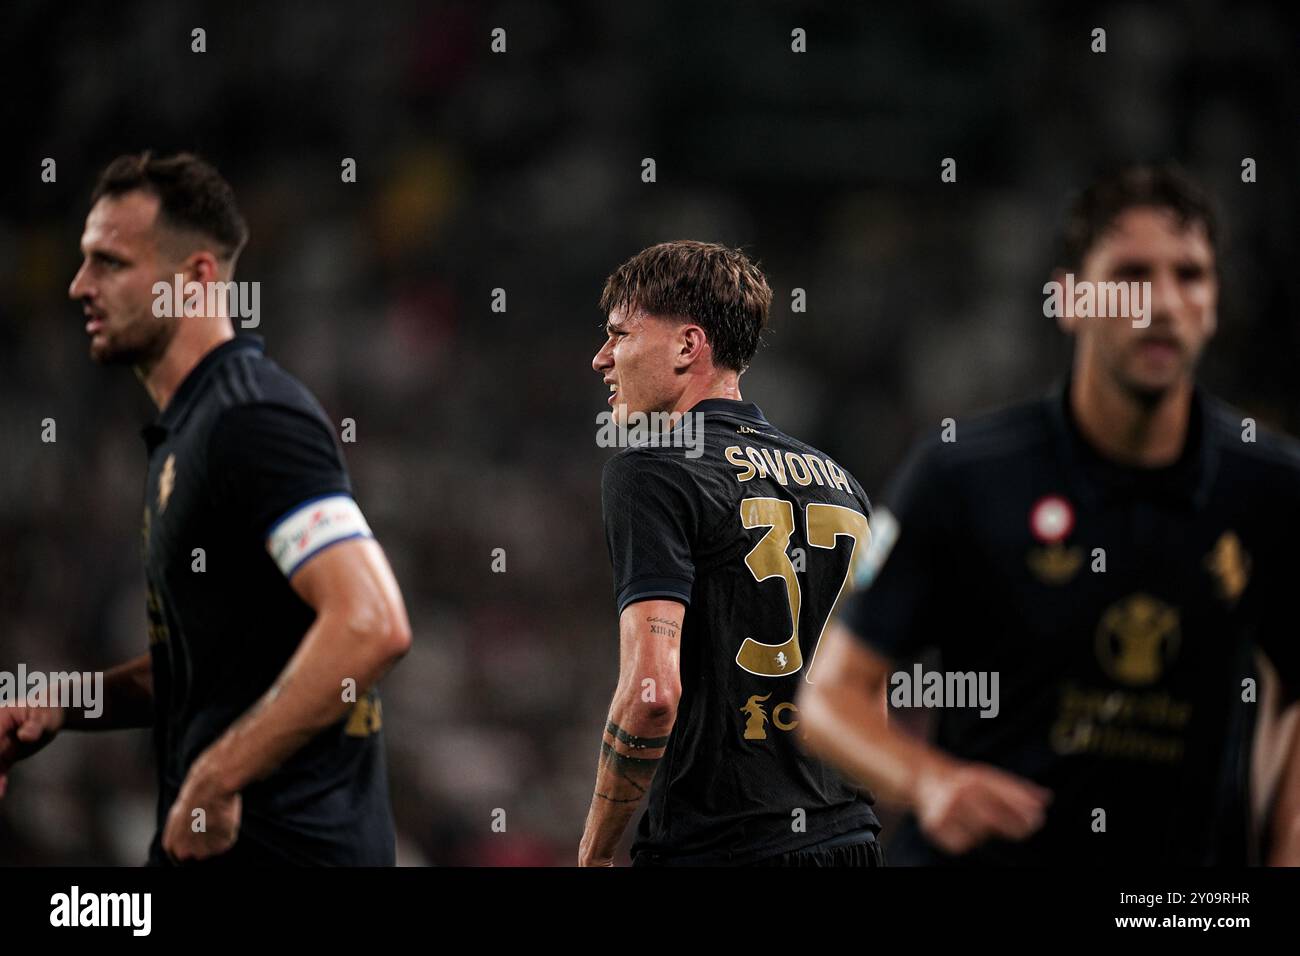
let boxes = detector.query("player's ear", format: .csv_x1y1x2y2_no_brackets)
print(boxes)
1049,268,1078,336
677,323,707,368
184,249,222,285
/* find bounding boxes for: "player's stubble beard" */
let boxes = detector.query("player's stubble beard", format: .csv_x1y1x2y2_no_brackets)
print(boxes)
1103,318,1202,411
88,296,180,380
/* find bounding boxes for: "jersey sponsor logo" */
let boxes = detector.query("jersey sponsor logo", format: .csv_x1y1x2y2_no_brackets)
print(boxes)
157,453,176,513
1204,530,1250,604
739,693,800,740
266,494,373,578
1095,593,1180,687
1050,679,1190,763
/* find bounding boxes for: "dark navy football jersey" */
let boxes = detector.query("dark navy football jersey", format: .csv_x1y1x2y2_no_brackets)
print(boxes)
139,336,395,866
602,398,880,865
840,380,1300,865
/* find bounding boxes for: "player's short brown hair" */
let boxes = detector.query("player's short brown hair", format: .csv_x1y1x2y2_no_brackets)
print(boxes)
1057,163,1218,272
91,151,249,264
599,240,772,373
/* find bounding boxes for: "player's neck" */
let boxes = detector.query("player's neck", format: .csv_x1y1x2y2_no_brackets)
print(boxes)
672,375,742,417
1069,363,1192,468
139,322,235,412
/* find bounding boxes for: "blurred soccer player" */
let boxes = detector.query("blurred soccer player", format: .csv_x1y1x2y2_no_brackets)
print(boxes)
0,152,411,864
799,165,1300,865
579,241,882,866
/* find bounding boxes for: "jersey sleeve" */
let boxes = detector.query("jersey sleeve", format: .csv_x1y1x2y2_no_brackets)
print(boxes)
838,437,959,661
601,450,699,615
207,403,370,578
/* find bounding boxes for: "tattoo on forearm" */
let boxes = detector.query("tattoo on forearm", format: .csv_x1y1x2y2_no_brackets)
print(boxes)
606,720,669,750
647,616,678,638
595,720,666,803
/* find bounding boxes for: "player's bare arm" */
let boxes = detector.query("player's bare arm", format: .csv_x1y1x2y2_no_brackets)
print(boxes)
1265,698,1300,865
1255,657,1300,866
0,654,153,799
63,654,154,731
579,599,683,867
161,538,411,862
799,622,1051,856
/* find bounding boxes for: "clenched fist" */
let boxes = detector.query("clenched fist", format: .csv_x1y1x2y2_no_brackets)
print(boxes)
0,701,66,799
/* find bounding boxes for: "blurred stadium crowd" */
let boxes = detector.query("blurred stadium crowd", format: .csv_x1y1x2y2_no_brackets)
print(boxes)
1,1,1296,863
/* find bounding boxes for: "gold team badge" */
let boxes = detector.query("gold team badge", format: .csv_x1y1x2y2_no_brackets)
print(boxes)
1027,494,1082,585
741,693,771,739
158,453,176,513
1095,594,1180,687
739,693,800,740
1204,531,1250,604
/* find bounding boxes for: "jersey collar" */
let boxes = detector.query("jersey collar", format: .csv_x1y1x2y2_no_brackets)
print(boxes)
141,335,265,451
1046,375,1219,510
685,398,770,424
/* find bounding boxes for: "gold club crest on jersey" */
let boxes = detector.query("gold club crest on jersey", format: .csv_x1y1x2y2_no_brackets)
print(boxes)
1027,494,1082,585
1204,531,1250,604
1095,594,1181,687
157,453,176,512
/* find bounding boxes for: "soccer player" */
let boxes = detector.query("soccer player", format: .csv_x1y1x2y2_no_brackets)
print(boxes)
579,241,882,866
0,152,411,865
798,165,1300,865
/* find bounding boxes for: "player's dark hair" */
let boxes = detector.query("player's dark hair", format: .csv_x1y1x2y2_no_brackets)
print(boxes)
91,151,249,264
599,241,772,373
1057,164,1217,272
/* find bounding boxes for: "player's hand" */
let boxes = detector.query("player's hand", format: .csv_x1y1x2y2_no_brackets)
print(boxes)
913,758,1051,856
162,752,242,863
0,701,67,799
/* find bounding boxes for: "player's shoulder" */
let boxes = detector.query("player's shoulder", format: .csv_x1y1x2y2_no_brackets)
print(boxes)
777,429,869,496
601,441,696,489
195,344,338,462
208,344,327,418
1203,390,1300,481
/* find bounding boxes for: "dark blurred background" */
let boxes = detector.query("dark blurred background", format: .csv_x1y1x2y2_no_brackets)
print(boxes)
1,0,1297,864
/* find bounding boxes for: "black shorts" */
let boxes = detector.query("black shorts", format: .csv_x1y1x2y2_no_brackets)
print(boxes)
752,828,886,867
